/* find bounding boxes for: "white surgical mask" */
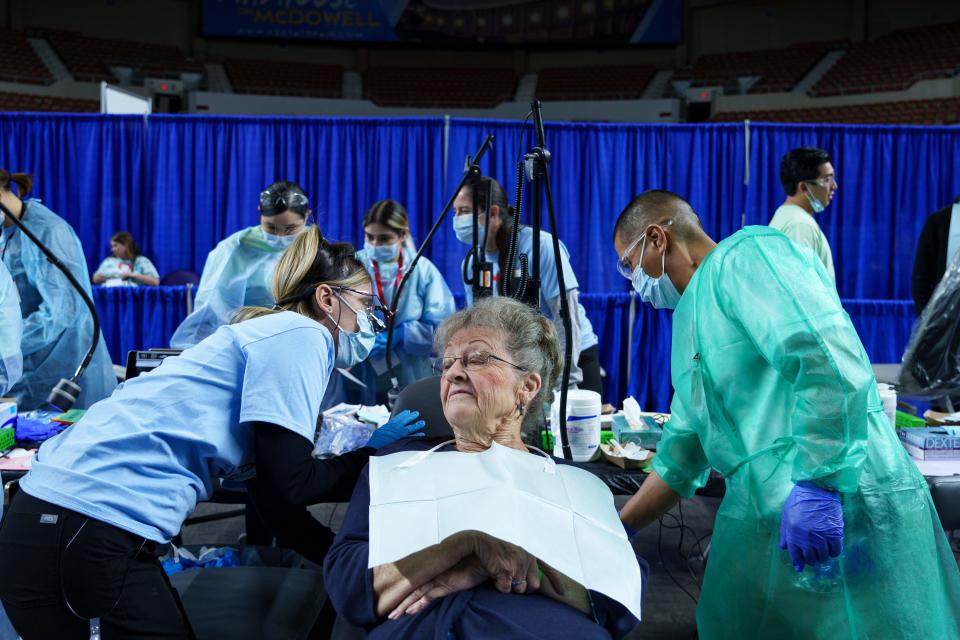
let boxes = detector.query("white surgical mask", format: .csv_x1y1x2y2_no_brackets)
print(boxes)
453,215,484,246
365,241,400,263
333,295,376,367
631,236,681,310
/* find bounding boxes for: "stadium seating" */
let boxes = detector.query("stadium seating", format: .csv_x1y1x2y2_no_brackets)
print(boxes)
0,91,98,113
40,29,203,82
364,67,517,107
812,22,960,96
536,65,656,100
710,96,960,125
225,59,343,98
674,41,839,93
0,28,53,85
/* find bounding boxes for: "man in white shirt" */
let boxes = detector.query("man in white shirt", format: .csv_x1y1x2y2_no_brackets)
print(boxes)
769,147,837,282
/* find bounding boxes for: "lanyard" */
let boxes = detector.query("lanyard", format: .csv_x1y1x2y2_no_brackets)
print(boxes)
372,250,404,310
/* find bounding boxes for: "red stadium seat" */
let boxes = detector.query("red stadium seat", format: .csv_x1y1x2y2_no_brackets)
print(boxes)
0,28,53,85
812,22,960,96
364,67,517,108
225,59,342,98
536,65,656,101
0,90,98,113
38,29,202,83
711,96,960,125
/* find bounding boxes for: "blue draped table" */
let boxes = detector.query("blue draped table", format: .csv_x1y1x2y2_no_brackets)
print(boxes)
92,287,916,413
92,285,193,363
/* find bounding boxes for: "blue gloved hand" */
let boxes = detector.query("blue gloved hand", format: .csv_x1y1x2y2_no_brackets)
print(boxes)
365,410,426,450
779,481,844,572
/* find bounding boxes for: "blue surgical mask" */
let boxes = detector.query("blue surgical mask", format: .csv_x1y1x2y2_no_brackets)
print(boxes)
263,230,298,249
805,189,825,214
334,295,376,368
631,236,682,310
453,214,484,246
365,241,400,263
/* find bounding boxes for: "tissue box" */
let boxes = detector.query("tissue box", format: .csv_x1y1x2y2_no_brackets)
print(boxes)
0,400,16,424
612,414,663,450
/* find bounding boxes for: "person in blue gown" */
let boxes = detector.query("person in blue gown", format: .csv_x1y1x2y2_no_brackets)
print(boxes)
0,258,21,398
352,199,455,404
0,169,115,410
170,180,313,348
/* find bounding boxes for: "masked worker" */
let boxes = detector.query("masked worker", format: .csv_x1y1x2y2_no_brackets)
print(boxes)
614,189,960,639
171,180,313,347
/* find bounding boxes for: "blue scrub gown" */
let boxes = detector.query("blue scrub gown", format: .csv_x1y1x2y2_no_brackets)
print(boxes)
2,199,115,410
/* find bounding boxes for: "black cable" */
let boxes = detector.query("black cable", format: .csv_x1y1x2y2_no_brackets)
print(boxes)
657,515,699,605
504,159,525,297
515,254,529,302
383,135,494,401
0,200,101,411
527,100,574,459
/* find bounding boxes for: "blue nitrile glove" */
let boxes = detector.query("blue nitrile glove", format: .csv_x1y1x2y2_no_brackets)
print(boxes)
779,481,844,572
619,510,638,539
365,409,426,450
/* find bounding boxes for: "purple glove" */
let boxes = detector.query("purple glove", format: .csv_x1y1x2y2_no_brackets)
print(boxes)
779,481,844,572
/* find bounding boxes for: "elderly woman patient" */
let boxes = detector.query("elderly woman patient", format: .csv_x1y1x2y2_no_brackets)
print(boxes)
324,297,645,639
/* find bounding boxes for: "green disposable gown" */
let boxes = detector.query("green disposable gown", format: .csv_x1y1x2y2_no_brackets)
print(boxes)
653,226,960,639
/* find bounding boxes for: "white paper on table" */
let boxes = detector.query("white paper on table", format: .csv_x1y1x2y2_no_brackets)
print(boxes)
367,441,643,621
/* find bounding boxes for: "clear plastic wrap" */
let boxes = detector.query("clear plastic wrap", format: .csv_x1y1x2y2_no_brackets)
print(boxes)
900,253,960,396
313,404,375,456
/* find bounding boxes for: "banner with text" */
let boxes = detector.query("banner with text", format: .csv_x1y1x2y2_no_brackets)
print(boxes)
201,0,400,41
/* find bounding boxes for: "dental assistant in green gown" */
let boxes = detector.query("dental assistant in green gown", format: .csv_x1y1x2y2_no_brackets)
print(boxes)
614,190,960,640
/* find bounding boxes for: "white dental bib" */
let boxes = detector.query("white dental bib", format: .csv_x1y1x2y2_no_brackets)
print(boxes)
368,440,643,620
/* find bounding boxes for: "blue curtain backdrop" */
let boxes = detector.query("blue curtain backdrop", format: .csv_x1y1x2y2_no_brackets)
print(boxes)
746,123,960,300
92,286,192,363
0,114,144,275
2,113,953,406
145,115,446,277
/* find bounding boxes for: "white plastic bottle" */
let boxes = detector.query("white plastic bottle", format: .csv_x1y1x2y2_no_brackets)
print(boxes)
550,389,603,461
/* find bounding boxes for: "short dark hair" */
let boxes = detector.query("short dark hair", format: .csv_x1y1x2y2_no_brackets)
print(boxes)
613,189,701,244
258,180,310,217
780,147,831,196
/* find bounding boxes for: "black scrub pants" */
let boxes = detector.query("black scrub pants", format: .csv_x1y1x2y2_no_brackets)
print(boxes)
0,491,195,639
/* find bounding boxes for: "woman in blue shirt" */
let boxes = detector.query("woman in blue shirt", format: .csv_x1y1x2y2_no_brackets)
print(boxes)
0,227,425,639
453,177,603,396
353,199,455,404
170,180,313,348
